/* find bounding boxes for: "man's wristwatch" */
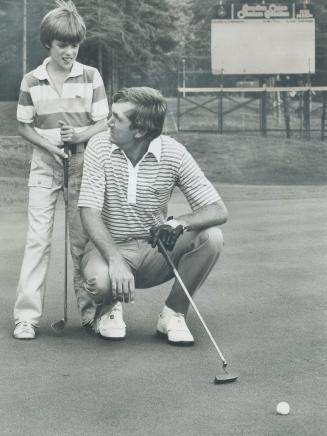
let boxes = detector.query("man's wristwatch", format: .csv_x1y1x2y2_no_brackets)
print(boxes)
167,217,190,232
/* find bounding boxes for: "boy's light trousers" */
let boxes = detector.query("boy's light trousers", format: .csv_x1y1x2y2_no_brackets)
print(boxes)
14,147,95,327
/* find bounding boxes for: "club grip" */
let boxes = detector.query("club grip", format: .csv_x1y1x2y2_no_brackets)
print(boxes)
63,143,69,189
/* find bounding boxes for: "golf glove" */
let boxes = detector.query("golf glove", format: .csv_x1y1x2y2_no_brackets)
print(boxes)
149,216,185,251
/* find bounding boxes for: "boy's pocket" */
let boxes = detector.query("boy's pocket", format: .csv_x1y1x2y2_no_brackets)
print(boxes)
28,174,53,188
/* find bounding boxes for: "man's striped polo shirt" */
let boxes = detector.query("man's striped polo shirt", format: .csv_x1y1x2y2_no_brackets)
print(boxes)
17,57,109,146
78,131,221,242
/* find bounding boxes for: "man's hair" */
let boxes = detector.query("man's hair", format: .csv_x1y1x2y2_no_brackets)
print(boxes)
40,0,86,48
113,87,167,141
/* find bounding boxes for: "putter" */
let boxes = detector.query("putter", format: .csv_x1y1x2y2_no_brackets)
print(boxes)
51,144,69,334
158,239,238,384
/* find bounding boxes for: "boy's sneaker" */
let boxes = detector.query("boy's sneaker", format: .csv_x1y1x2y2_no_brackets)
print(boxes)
94,302,126,340
157,307,194,346
13,322,36,340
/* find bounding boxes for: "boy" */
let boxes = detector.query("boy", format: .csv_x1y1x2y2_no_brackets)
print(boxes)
13,0,109,339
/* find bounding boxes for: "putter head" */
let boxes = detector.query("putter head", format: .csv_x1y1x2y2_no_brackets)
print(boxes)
214,373,238,384
51,319,66,335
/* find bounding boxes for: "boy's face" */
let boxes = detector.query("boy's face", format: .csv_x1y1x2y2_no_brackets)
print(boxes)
108,102,140,149
49,40,79,71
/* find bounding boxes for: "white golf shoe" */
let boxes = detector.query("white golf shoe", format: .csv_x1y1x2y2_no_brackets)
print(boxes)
157,308,194,346
95,302,126,340
13,321,36,340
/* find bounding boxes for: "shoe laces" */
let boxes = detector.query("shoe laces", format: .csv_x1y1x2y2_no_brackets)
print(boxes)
171,312,186,325
20,321,32,328
111,305,121,313
17,321,33,332
102,303,122,321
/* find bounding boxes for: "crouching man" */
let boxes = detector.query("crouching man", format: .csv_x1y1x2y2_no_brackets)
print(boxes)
78,87,228,345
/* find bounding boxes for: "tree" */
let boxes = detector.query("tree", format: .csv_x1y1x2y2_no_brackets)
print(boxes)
314,0,327,81
76,0,179,96
0,0,25,99
119,0,178,85
0,0,180,99
77,0,125,97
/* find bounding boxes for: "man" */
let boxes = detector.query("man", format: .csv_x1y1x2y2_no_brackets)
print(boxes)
78,87,228,345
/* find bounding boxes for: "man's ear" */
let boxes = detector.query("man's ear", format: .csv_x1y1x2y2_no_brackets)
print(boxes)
134,129,147,139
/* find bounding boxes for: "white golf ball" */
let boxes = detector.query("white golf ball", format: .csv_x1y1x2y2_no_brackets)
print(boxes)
276,402,290,415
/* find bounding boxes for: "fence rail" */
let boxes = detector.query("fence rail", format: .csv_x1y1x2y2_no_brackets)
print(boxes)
177,86,327,139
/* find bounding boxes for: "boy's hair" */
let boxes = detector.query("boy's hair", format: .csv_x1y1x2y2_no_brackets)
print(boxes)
113,87,167,141
40,0,86,48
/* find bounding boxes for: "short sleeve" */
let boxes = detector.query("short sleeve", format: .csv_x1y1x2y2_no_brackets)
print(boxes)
90,69,109,122
16,76,35,123
78,136,106,211
177,149,221,211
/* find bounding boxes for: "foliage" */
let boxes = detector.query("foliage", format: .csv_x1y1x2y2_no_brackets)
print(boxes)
314,0,327,77
0,0,179,98
0,1,21,66
2,0,327,100
76,0,179,95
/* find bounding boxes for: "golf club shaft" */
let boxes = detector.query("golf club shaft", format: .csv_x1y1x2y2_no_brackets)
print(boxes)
63,143,69,321
158,239,227,366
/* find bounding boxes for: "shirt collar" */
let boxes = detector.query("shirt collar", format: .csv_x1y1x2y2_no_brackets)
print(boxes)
147,136,162,162
111,136,162,162
33,57,84,80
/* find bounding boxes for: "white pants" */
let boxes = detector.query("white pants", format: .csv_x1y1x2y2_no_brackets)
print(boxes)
14,147,94,327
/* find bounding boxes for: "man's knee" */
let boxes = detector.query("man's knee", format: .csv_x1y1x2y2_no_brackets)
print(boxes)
83,262,111,303
196,226,224,256
94,271,110,296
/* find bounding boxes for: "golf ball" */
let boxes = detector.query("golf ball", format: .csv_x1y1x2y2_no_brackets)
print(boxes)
276,402,290,415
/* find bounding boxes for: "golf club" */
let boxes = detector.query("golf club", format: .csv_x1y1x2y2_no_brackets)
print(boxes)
157,239,238,384
51,143,69,334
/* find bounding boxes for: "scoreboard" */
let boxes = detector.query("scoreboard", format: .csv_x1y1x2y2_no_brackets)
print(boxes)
211,3,315,75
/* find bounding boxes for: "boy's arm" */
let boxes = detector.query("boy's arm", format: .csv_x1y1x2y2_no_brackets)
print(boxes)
59,118,108,144
18,122,67,165
59,68,109,144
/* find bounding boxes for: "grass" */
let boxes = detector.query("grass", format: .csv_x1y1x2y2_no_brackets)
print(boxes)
1,100,327,205
0,102,18,135
179,132,327,186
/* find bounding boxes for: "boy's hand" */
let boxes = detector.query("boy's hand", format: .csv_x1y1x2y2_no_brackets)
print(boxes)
58,120,78,144
48,145,68,166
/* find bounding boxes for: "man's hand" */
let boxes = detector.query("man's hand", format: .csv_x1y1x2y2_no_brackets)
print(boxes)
59,120,78,144
109,255,135,303
149,218,184,251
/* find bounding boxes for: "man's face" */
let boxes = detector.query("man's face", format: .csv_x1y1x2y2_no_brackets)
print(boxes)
49,40,79,71
108,102,138,148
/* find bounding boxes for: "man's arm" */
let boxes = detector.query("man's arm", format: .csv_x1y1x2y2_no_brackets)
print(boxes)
149,201,227,251
80,207,135,303
149,143,228,251
176,146,228,230
176,200,228,231
18,122,67,165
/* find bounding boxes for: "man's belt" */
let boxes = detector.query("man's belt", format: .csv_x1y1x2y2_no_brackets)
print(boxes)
68,143,87,154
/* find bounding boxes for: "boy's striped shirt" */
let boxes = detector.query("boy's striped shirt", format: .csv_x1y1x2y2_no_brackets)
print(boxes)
17,58,109,145
78,132,221,242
